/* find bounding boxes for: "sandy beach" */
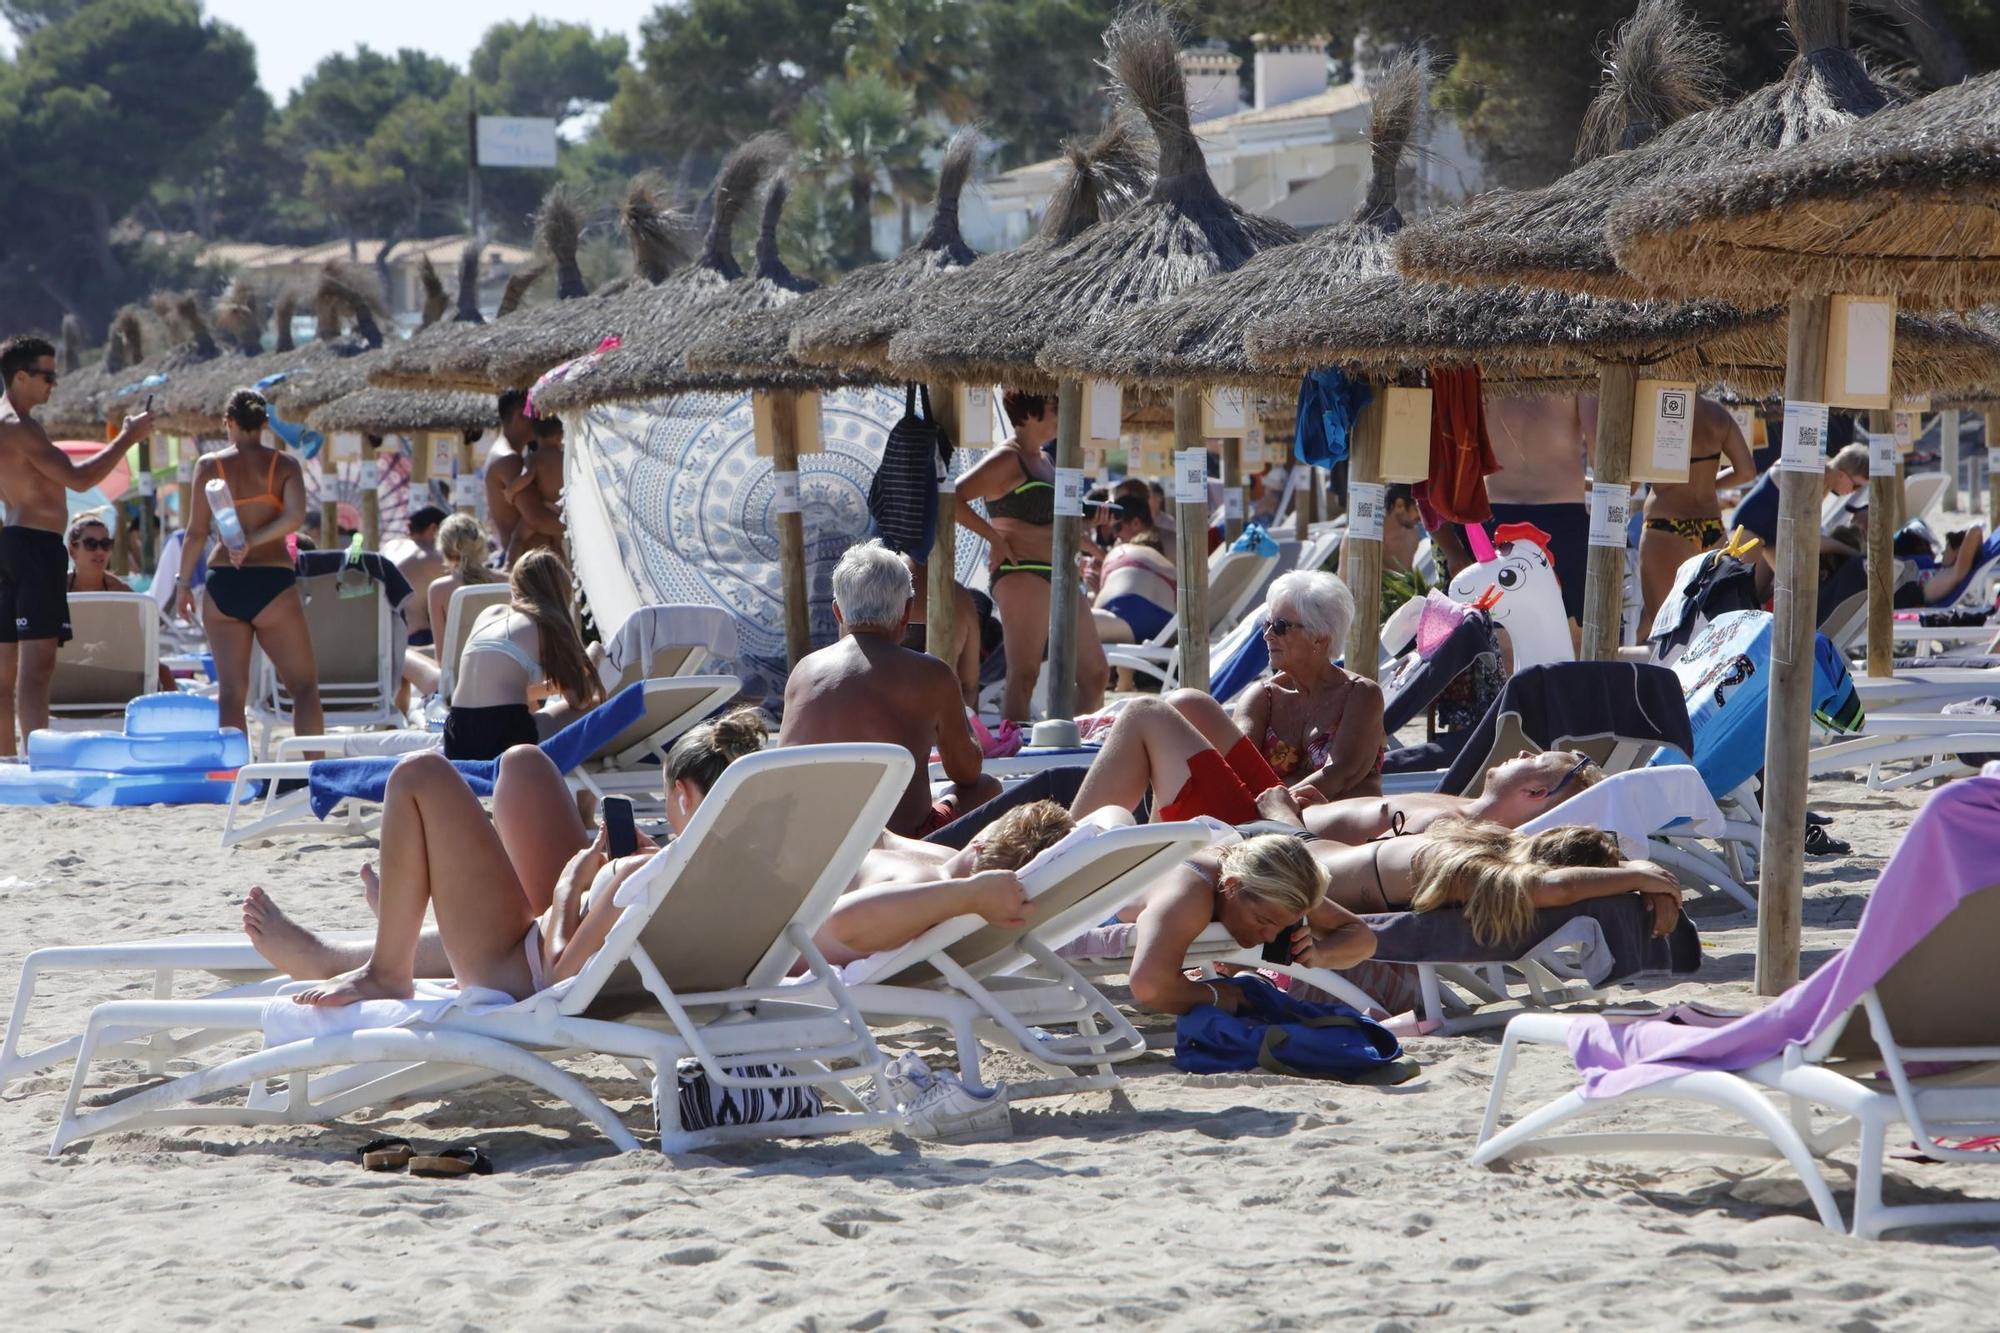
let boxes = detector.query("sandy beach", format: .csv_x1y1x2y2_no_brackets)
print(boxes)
1,773,1996,1331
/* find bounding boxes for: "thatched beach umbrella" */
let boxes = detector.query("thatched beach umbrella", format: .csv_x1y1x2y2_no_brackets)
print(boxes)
1398,0,1907,995
42,304,147,437
898,5,1301,710
483,142,782,396
1607,70,2000,310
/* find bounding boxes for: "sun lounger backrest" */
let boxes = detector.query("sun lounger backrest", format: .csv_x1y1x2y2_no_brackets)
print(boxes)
292,574,388,692
1833,883,2000,1060
51,593,156,713
583,676,739,769
568,743,910,1018
1208,550,1275,635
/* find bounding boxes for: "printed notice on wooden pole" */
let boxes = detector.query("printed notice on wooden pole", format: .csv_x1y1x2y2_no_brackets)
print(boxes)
1348,482,1385,541
1779,401,1830,474
1174,448,1207,504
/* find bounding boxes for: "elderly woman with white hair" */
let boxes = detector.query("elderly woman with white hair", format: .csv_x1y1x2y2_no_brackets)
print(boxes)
1234,570,1385,803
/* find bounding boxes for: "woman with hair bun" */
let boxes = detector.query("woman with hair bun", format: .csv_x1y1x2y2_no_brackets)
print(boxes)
176,387,320,739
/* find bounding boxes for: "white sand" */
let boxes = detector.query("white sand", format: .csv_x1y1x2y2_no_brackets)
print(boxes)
2,775,1998,1329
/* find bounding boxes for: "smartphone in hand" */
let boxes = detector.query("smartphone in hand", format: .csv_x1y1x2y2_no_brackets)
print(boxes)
603,796,637,859
1261,920,1306,965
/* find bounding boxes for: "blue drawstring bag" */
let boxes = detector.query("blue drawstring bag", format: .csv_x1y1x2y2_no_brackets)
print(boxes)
1174,976,1417,1083
1293,368,1372,469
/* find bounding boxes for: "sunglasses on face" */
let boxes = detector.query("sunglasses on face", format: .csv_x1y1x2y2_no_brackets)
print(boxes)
1545,754,1592,801
74,537,114,552
24,367,56,385
1268,616,1316,638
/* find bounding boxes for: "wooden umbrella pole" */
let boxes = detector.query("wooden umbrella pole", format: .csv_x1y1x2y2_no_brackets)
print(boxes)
1987,411,2000,532
1864,407,1896,680
1293,455,1314,542
320,451,339,546
1757,294,1831,997
1582,363,1637,661
1343,390,1385,682
1940,406,1961,510
924,383,960,668
360,436,382,551
768,391,813,669
1172,387,1212,693
1045,379,1086,720
1222,436,1244,542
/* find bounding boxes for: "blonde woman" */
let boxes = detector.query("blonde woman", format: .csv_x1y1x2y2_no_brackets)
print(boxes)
443,549,600,760
1122,833,1376,1015
1311,817,1682,946
424,513,503,651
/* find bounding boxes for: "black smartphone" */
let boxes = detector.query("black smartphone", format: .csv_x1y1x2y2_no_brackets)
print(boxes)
144,394,153,412
603,796,637,859
1262,920,1306,965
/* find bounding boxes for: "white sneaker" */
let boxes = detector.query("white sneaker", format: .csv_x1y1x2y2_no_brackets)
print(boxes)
860,1051,934,1113
899,1073,1012,1143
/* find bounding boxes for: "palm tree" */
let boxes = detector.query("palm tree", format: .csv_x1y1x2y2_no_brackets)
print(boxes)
788,73,932,268
834,0,983,123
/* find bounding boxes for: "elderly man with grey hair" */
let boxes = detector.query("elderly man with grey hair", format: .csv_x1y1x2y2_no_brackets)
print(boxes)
779,539,999,836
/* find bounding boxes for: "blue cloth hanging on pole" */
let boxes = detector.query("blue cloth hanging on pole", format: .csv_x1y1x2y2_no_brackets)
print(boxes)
1293,368,1372,469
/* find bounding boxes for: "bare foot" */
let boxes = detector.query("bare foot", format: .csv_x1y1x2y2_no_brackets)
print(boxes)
242,887,346,980
359,863,381,917
291,964,414,1008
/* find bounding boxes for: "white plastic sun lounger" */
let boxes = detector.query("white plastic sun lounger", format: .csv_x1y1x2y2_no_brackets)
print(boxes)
49,593,160,725
1472,884,2000,1238
48,742,911,1157
831,819,1215,1099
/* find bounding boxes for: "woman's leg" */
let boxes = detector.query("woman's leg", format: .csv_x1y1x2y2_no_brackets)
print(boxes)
295,753,538,1006
991,571,1052,722
1074,587,1109,712
1638,528,1697,640
1067,696,1211,818
953,582,981,709
251,586,324,741
1092,608,1136,645
490,743,590,915
1164,688,1249,753
202,599,258,735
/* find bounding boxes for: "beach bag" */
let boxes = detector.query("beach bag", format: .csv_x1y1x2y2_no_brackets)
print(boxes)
675,1058,823,1130
1229,521,1278,557
1173,976,1416,1083
1943,697,2000,767
1293,367,1370,469
868,384,948,562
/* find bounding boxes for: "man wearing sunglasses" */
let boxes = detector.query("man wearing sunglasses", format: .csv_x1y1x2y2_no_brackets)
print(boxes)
0,334,154,755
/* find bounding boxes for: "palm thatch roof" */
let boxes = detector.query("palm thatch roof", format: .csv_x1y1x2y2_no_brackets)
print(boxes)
810,116,1155,387
775,129,987,378
890,6,1299,391
1608,69,2000,308
1395,0,1894,299
368,189,612,391
90,293,226,429
1036,50,1428,389
536,175,860,409
256,265,390,419
481,133,787,393
42,304,148,435
306,386,495,436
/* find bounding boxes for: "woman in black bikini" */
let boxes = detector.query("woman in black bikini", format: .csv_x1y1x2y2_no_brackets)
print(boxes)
953,389,1107,722
1636,394,1755,635
176,389,321,740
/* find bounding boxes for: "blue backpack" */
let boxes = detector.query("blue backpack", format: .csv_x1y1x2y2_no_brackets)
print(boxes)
1174,976,1418,1083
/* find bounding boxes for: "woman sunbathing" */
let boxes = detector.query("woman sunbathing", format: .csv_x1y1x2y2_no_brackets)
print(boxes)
1232,570,1386,802
1301,749,1604,844
1121,833,1375,1016
247,708,767,1002
1310,818,1682,946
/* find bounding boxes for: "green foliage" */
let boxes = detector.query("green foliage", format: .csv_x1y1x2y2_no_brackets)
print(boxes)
789,71,931,267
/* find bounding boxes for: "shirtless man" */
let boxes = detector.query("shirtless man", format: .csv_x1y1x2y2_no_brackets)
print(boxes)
483,389,534,561
391,505,450,649
779,538,1000,836
1337,482,1423,587
0,335,152,755
503,413,568,564
1625,397,1755,633
1485,393,1591,634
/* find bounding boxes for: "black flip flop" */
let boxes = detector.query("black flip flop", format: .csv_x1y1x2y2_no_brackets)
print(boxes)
408,1145,493,1178
1805,809,1832,827
357,1136,413,1171
1804,823,1851,857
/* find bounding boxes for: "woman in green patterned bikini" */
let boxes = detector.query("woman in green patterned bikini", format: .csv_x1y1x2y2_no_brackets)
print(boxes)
1635,394,1757,636
953,389,1108,722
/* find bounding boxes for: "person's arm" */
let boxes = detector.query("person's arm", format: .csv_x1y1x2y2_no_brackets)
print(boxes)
933,664,985,786
1230,680,1274,752
176,456,218,619
953,451,1023,565
548,839,657,984
19,411,151,492
1926,526,1986,604
1707,400,1755,490
1299,677,1385,800
1528,860,1683,935
1128,873,1241,1015
238,457,306,550
1306,897,1377,970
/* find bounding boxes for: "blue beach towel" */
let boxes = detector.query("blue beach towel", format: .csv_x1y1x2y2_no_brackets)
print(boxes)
1173,976,1415,1082
1292,368,1371,469
307,682,652,818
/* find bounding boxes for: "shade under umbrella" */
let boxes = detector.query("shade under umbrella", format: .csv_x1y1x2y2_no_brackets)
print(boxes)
1394,0,1893,300
1608,69,2000,309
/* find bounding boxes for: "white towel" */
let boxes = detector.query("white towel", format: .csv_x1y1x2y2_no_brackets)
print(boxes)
597,604,739,689
261,979,522,1046
1519,765,1725,860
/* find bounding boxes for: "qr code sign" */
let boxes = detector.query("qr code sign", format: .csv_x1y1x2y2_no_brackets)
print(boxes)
1781,401,1831,473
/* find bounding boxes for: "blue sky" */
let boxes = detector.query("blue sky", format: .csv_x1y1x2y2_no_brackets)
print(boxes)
4,1,660,99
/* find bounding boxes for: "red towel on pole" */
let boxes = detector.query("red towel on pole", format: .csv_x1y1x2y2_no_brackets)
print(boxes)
1414,365,1500,525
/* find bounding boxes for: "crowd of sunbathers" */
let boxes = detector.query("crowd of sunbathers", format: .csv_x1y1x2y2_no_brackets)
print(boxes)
241,539,1684,1020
